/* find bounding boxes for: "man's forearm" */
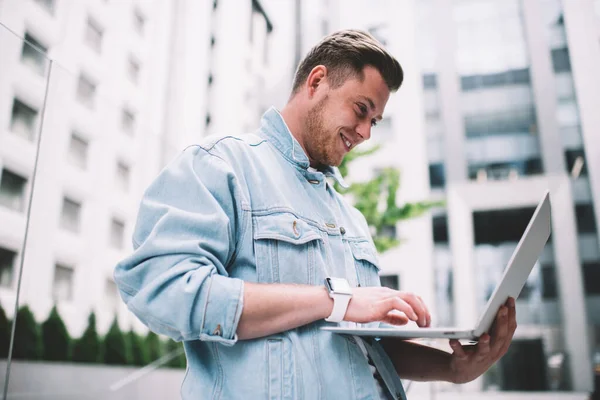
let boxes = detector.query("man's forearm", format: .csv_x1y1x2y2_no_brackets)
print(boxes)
380,338,455,383
236,282,333,340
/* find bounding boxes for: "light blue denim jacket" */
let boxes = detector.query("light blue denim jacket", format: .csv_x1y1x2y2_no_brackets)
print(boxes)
114,108,406,399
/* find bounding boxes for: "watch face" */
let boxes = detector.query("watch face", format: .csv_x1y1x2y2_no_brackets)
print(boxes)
326,278,352,295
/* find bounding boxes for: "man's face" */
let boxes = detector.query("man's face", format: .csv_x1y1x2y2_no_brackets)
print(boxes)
303,66,390,167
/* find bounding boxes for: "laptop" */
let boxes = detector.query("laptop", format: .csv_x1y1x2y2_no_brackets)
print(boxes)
322,191,552,340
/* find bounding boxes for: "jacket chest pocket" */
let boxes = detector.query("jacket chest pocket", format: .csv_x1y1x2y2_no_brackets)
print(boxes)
253,213,323,285
349,240,381,288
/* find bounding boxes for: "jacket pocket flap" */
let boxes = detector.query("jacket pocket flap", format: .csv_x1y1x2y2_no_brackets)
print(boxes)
253,213,321,245
349,240,380,270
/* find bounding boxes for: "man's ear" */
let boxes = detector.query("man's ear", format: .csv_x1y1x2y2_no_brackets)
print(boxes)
306,65,328,98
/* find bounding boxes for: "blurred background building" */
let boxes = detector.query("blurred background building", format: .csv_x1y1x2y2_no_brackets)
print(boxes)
0,0,598,398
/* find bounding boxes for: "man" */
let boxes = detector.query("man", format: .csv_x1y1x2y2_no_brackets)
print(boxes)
114,30,517,399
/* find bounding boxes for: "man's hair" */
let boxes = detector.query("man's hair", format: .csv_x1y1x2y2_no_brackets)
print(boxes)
291,29,403,94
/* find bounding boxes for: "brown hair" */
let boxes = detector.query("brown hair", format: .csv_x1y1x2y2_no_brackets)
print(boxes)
291,29,403,94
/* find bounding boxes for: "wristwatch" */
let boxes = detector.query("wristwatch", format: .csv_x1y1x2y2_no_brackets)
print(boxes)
324,277,353,322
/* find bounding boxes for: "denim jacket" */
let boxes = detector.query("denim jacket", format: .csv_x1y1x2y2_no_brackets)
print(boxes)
114,108,406,399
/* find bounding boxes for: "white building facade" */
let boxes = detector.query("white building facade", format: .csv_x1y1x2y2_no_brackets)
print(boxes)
0,0,273,339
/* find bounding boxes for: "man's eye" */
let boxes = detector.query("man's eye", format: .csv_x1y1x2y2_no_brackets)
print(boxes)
357,103,367,115
371,119,378,127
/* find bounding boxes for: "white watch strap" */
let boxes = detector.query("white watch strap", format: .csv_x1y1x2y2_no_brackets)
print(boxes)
325,294,351,322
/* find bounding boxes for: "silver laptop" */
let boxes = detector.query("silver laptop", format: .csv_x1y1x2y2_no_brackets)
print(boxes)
322,191,552,340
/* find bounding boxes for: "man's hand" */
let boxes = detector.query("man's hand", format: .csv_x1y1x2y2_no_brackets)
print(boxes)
448,297,517,384
344,286,431,327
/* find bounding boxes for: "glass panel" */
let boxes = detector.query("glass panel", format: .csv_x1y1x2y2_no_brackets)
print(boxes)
0,22,51,394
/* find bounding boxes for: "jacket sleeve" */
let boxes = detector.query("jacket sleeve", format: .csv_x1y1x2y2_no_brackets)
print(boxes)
114,145,247,346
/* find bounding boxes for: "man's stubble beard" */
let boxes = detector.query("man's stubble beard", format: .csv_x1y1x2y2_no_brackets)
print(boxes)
304,95,342,167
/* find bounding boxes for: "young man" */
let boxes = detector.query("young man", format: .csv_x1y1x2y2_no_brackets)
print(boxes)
114,30,517,399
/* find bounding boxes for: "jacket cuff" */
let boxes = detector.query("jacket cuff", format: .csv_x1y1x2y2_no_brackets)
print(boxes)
200,275,244,346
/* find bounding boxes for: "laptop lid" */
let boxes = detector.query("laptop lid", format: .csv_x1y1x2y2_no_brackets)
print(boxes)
472,191,552,337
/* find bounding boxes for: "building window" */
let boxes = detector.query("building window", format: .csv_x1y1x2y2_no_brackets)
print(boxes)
208,74,214,86
116,161,130,192
121,108,136,134
110,218,125,249
21,33,48,75
575,204,598,234
551,48,571,73
85,17,104,53
212,0,218,10
432,215,448,244
474,207,536,245
0,169,28,212
76,74,97,108
422,73,437,89
133,8,146,35
205,113,211,127
0,247,16,288
34,0,55,14
565,149,587,178
583,262,600,295
380,275,400,290
10,98,38,141
127,56,140,84
53,264,74,302
541,265,558,299
429,164,446,189
68,133,89,169
210,36,216,47
60,197,82,233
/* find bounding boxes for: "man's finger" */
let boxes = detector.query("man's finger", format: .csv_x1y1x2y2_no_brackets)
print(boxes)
395,292,427,324
385,297,418,321
475,334,491,362
383,310,410,326
450,339,468,360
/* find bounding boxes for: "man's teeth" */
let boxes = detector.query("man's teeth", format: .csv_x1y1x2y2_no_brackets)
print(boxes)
341,134,351,148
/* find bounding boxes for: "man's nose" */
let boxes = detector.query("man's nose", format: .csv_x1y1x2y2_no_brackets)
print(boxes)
355,121,372,141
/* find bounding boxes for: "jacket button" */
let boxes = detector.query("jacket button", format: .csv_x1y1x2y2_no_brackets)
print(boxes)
308,179,320,184
325,223,336,229
340,227,346,235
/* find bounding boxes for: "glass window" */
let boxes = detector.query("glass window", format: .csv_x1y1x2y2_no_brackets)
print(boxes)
34,0,55,14
133,8,146,35
575,204,597,234
565,149,587,177
0,169,28,212
541,264,558,299
85,17,103,53
21,33,48,75
583,262,600,295
0,247,16,288
121,108,136,134
10,98,38,141
110,218,125,249
429,164,446,188
432,215,449,243
551,48,571,73
128,56,140,84
473,207,535,245
60,197,82,233
380,275,400,290
422,74,437,89
116,161,130,192
53,264,74,302
68,133,89,169
105,278,119,311
76,74,97,108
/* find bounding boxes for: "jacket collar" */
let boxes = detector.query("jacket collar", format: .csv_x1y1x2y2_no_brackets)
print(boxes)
259,107,348,189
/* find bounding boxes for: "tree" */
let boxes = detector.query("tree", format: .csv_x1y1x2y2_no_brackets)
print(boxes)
102,317,131,365
144,331,163,363
72,312,100,363
127,330,150,366
0,302,11,358
41,306,71,361
12,305,42,360
164,339,186,369
336,145,442,253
